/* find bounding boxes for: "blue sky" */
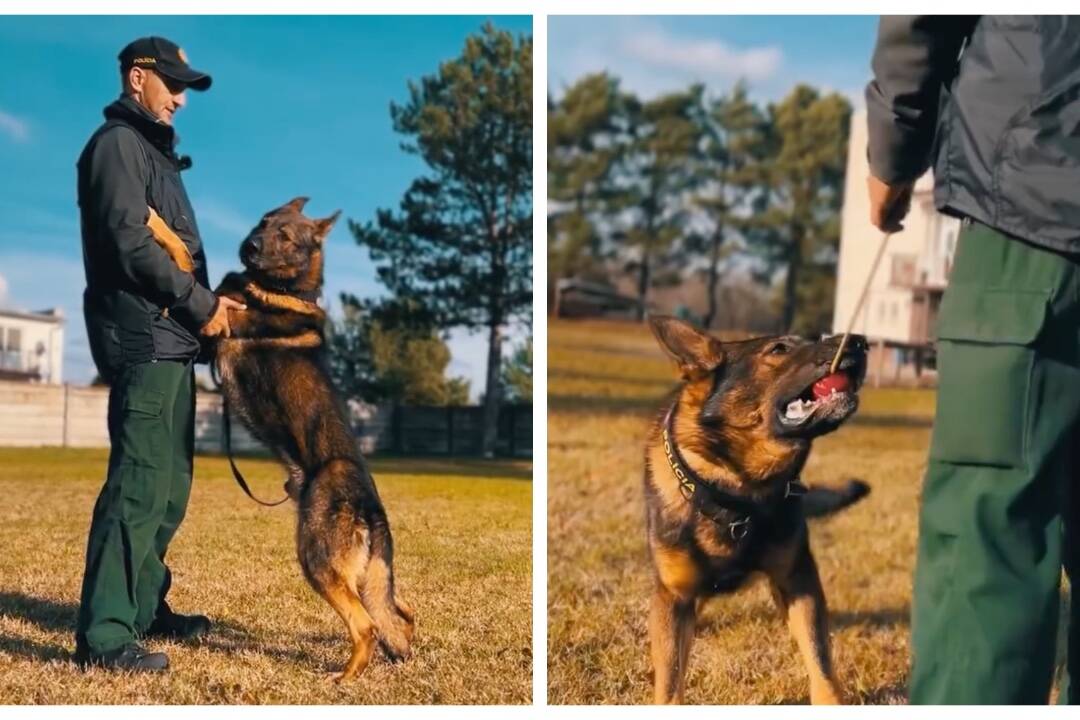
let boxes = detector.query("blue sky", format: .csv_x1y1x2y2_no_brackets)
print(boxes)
549,16,877,105
0,15,532,395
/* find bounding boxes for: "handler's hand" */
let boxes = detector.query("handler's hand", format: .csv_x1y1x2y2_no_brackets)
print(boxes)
200,296,247,338
868,174,914,233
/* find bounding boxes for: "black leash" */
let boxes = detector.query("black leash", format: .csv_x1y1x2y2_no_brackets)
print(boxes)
212,357,289,507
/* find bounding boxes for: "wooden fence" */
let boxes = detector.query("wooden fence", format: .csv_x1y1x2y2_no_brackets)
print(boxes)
0,381,531,458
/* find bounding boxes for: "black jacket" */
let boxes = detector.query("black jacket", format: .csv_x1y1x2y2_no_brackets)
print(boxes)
77,96,217,380
867,16,1080,253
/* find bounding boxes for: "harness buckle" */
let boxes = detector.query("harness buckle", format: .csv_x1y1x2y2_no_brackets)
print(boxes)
729,516,751,541
785,481,808,498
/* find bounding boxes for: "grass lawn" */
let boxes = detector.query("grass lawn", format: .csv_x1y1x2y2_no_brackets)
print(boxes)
0,449,531,704
546,318,1002,704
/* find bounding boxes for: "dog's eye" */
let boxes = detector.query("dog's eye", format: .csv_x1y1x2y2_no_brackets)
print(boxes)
767,343,790,356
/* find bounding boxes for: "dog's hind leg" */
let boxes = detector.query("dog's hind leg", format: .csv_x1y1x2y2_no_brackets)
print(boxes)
298,516,377,682
649,583,696,704
767,541,842,705
359,514,415,661
321,575,377,682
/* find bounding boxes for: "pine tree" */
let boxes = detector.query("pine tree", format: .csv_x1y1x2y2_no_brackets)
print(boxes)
328,297,471,406
501,338,532,403
352,24,532,456
610,86,706,320
694,83,768,329
548,73,621,297
747,85,850,333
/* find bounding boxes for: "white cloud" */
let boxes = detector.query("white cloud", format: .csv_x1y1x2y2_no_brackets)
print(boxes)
0,272,8,307
549,19,784,102
622,29,782,83
0,109,30,143
193,198,254,238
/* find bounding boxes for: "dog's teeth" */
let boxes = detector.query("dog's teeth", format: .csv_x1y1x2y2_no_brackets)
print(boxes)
785,399,811,420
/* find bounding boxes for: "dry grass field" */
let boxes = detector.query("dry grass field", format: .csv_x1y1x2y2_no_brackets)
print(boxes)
0,449,531,704
548,318,946,704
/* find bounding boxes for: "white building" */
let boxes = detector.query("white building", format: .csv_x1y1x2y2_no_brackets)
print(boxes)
0,307,64,384
833,109,960,384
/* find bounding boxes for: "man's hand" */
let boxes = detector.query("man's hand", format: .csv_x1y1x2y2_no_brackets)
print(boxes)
868,174,915,233
200,296,247,338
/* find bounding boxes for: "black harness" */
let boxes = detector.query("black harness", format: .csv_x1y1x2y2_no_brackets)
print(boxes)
661,403,806,545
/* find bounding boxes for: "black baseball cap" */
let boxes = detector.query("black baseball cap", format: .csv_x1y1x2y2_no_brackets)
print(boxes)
118,36,212,91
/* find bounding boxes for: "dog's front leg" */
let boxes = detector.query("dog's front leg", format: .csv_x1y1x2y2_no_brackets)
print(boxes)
649,583,696,704
769,542,842,705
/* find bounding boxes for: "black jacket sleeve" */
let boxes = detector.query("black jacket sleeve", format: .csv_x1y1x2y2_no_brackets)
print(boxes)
85,126,217,330
865,15,979,185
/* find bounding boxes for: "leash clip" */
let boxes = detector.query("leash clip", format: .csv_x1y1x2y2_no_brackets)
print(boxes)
729,516,751,541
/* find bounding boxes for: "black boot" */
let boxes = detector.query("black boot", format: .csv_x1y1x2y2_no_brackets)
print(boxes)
74,642,169,672
144,610,212,641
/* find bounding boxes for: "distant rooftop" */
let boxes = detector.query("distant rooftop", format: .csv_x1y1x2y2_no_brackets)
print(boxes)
0,307,65,324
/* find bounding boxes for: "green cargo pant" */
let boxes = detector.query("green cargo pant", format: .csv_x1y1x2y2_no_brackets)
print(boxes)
910,220,1080,704
75,360,196,655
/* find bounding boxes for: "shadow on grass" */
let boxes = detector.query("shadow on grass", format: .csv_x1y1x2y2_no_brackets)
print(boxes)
778,678,909,705
0,590,340,670
0,591,76,662
548,393,663,416
200,454,533,482
548,340,663,360
859,679,910,705
197,628,332,670
552,368,673,390
832,605,910,632
368,457,533,481
696,603,910,636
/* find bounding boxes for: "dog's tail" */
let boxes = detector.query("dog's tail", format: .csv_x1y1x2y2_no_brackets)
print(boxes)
361,517,415,662
802,479,871,519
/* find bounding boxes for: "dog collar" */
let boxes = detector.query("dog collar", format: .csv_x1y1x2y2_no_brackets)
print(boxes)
662,403,806,542
244,281,324,317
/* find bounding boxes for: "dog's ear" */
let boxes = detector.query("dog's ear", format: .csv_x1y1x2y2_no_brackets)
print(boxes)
649,315,725,380
313,210,341,243
280,196,309,214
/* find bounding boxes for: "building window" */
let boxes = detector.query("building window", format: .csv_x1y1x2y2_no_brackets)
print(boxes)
0,326,20,370
890,254,917,287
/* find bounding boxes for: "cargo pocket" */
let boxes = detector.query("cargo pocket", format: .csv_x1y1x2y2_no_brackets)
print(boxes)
929,286,1049,469
117,383,165,469
117,385,168,523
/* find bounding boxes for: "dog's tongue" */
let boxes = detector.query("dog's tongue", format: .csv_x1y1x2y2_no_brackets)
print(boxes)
812,372,851,400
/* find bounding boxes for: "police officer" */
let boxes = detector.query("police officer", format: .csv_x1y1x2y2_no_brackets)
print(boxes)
73,37,244,672
867,16,1080,704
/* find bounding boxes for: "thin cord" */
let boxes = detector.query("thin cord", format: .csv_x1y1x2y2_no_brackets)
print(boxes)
830,231,893,374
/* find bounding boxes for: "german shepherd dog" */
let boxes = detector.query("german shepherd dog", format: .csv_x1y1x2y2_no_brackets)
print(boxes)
212,197,415,681
644,316,870,704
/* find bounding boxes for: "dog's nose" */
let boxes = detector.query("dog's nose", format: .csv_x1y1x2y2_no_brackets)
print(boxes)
243,235,262,254
847,334,869,352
